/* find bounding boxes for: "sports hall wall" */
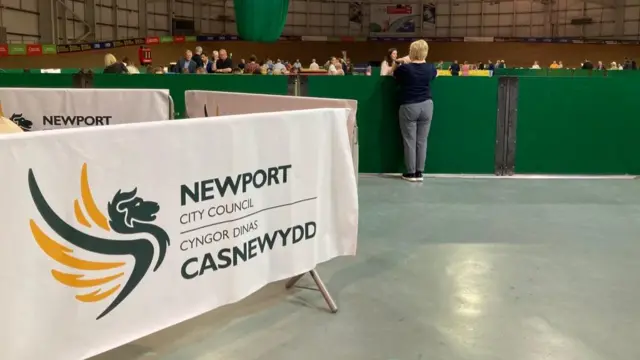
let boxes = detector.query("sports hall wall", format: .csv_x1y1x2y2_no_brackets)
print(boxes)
5,41,640,69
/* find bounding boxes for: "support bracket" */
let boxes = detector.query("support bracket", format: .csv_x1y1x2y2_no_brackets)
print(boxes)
285,269,338,313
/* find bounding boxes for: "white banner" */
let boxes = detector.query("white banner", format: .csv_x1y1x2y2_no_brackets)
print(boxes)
370,3,419,36
0,108,358,360
0,88,173,131
185,90,359,180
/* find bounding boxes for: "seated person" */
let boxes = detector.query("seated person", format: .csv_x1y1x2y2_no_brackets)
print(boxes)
214,49,233,73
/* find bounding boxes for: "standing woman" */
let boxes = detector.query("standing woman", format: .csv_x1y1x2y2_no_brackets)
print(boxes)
393,39,437,182
380,48,398,76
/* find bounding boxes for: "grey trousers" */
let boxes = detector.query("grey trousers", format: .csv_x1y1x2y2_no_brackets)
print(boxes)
398,99,434,173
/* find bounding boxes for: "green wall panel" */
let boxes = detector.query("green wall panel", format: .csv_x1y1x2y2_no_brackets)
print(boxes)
516,77,640,174
307,76,497,174
0,73,75,87
92,74,289,118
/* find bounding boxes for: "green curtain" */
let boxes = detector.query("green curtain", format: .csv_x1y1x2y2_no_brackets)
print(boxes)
234,0,289,42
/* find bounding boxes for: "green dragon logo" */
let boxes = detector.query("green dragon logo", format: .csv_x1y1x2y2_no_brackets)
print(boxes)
28,163,170,319
10,113,33,131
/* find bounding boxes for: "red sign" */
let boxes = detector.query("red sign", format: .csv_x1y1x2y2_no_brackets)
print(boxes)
145,37,160,44
386,5,412,14
138,46,152,65
173,36,186,43
26,44,42,56
0,44,7,57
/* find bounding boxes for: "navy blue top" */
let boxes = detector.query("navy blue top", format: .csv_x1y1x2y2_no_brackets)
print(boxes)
394,62,437,105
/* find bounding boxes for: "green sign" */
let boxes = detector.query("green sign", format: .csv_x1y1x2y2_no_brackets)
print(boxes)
8,44,26,55
185,36,197,42
42,44,57,55
160,36,174,43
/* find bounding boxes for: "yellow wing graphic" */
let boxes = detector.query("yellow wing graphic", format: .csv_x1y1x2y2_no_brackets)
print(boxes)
31,163,126,303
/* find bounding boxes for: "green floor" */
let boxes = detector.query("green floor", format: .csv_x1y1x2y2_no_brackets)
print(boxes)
93,176,640,360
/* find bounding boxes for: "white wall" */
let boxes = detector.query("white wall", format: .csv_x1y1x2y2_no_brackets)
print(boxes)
2,0,640,43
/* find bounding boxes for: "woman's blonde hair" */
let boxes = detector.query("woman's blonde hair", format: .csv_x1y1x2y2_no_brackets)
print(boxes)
409,40,429,61
104,53,117,67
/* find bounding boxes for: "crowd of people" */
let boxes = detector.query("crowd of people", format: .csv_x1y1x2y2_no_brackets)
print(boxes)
102,45,357,76
528,58,638,70
103,44,640,78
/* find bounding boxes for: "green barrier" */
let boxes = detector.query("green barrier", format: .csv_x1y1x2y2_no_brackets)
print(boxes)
516,77,640,174
547,69,574,77
91,74,289,118
307,76,497,174
494,68,608,77
494,68,547,77
0,73,75,87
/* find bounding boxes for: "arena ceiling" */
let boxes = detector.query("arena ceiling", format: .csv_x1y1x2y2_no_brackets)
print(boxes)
184,0,619,9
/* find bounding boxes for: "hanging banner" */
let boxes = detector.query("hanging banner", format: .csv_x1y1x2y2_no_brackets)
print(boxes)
0,108,358,360
0,88,173,131
369,4,419,36
349,2,364,31
422,2,436,28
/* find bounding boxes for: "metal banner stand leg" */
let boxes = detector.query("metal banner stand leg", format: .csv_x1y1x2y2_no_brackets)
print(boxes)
285,269,338,313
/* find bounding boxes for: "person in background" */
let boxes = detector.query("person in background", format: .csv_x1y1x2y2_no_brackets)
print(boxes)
461,61,470,76
436,60,444,70
193,46,204,68
339,58,348,73
103,53,128,74
195,67,207,74
238,58,246,71
558,61,564,68
632,59,637,70
500,60,507,68
273,59,286,73
477,61,485,70
126,64,140,74
243,55,260,74
531,61,541,69
596,61,605,70
151,66,165,74
309,58,320,70
610,61,619,70
214,49,233,73
328,57,345,75
345,58,353,74
211,50,219,72
487,60,495,76
202,54,214,73
381,48,398,76
582,59,593,70
232,67,243,74
177,50,197,73
394,39,437,182
293,59,302,70
449,60,460,76
550,61,559,69
121,56,130,67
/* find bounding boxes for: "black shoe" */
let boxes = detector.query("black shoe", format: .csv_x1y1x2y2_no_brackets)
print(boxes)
415,171,424,181
401,173,418,182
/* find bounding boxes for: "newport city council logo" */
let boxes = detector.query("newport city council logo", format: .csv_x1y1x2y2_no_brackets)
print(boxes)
28,164,170,319
0,101,33,131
